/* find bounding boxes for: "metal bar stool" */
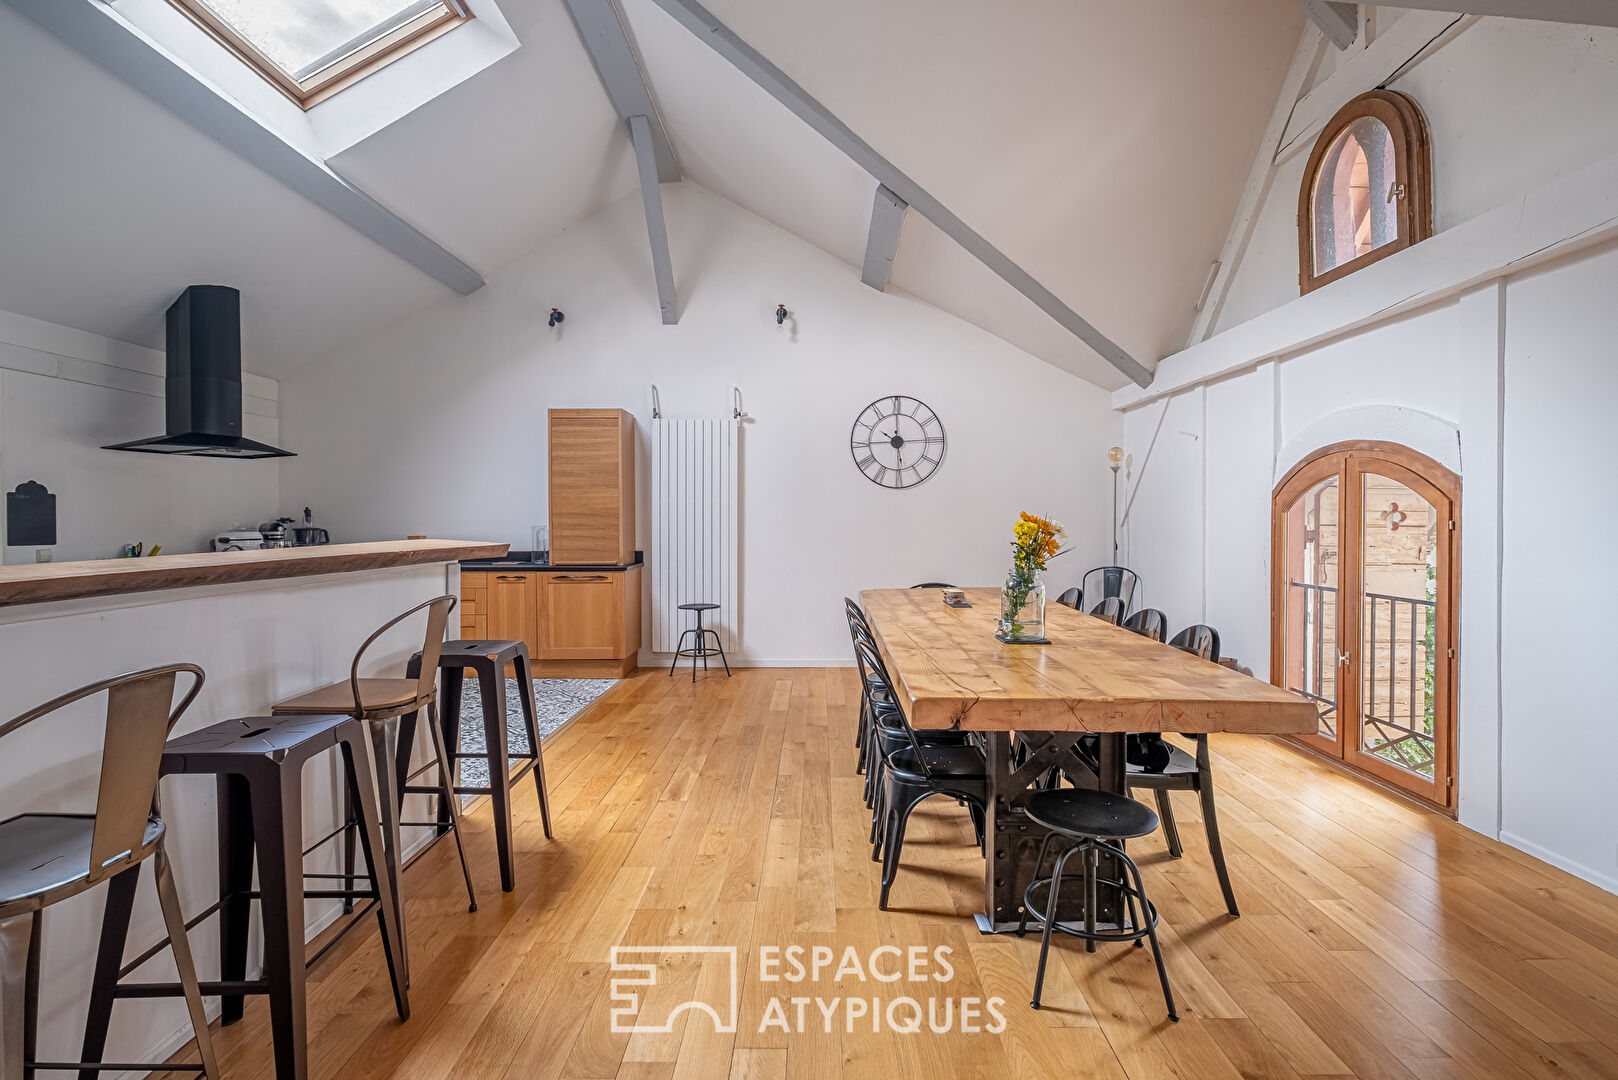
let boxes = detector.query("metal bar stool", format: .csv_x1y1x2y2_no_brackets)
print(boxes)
401,639,553,894
271,596,477,976
98,711,409,1080
0,665,220,1079
1015,787,1178,1022
669,602,730,682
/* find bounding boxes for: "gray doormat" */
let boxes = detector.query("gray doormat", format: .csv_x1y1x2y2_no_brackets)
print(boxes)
453,678,615,787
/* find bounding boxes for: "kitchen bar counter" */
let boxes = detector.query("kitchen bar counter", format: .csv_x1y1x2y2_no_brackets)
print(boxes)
0,539,509,607
0,539,493,1064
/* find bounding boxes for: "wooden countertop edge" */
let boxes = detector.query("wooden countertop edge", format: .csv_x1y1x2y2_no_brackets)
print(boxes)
0,540,510,607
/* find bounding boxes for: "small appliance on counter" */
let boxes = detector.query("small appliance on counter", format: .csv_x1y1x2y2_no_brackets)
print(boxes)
290,507,330,546
211,526,266,552
258,519,294,548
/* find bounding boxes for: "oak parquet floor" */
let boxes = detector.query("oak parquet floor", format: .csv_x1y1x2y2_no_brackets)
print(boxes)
171,668,1618,1080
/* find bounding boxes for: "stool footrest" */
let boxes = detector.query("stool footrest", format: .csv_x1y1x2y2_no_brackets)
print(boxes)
30,1063,205,1074
115,978,270,999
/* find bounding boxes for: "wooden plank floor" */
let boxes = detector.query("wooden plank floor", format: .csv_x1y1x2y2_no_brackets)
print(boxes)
189,668,1618,1080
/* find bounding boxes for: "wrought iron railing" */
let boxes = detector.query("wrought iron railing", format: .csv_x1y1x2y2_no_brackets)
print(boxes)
1286,581,1338,738
1285,583,1435,773
1362,590,1436,774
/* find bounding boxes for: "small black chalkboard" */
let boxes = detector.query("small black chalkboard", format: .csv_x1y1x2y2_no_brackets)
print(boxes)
6,481,56,547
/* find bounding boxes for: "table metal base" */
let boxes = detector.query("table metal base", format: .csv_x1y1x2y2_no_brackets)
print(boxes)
978,730,1128,934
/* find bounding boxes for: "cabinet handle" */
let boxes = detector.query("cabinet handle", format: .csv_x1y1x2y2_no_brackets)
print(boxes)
554,575,608,582
496,575,528,582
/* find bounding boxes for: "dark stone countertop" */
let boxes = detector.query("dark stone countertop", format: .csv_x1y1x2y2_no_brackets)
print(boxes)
460,550,644,572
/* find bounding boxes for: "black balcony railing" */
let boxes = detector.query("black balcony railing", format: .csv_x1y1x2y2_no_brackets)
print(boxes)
1286,581,1338,738
1363,590,1436,775
1285,582,1436,774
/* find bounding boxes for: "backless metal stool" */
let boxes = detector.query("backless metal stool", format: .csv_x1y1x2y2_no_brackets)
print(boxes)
670,602,730,682
1015,787,1178,1022
108,711,410,1080
272,596,476,975
402,639,553,894
0,665,220,1080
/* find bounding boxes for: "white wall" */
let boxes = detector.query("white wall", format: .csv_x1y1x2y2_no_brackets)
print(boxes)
1497,244,1618,892
0,308,282,562
1117,12,1618,896
278,183,1123,663
1216,17,1618,334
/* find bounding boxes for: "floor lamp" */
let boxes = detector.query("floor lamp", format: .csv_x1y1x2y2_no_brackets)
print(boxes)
1108,445,1123,563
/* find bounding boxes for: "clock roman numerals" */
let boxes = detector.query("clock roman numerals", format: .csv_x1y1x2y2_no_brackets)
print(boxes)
850,395,946,489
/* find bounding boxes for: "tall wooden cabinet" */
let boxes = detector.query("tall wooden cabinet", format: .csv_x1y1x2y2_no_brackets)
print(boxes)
549,409,635,566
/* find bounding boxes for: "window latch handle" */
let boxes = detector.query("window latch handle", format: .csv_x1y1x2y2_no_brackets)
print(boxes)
1387,181,1407,204
1338,650,1351,667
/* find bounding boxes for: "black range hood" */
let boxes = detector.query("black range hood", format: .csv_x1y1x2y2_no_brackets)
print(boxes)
104,285,294,459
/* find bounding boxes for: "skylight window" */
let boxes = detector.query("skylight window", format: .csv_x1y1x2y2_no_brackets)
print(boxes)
168,0,473,107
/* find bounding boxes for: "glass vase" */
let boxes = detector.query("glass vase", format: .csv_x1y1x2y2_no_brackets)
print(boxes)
999,571,1047,642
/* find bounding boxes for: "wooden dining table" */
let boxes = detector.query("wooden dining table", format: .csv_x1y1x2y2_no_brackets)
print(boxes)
859,587,1317,932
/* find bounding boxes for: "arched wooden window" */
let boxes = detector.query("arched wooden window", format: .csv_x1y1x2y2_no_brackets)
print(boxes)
1271,442,1458,811
1298,90,1432,294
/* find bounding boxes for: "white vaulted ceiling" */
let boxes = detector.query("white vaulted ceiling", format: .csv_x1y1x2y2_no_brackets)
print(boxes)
0,0,1303,387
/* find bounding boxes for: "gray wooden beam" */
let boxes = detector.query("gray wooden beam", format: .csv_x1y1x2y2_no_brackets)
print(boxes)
4,0,485,295
1295,0,1360,49
860,184,907,291
630,115,677,324
646,0,1153,388
563,0,680,182
1381,0,1618,28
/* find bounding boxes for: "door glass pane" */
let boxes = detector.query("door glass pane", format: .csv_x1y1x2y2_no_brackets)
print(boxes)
1282,477,1339,739
1358,473,1437,776
1313,116,1398,274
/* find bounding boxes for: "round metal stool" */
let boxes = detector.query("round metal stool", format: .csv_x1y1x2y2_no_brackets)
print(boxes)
1014,787,1178,1021
670,603,731,682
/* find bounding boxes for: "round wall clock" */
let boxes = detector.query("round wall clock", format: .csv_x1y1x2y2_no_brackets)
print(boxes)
850,395,946,489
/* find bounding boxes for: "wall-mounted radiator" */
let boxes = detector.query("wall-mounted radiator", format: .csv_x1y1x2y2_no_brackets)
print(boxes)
651,417,739,653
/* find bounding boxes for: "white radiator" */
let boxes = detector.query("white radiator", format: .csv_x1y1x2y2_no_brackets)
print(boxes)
652,417,739,653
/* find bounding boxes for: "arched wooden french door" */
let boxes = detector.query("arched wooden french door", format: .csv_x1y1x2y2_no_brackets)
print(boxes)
1271,442,1459,810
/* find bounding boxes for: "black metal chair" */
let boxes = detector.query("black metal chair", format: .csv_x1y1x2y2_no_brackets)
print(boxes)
1015,788,1177,1021
1089,596,1127,625
1168,624,1221,662
1121,625,1239,917
1,666,221,1079
846,604,967,815
1081,566,1140,616
854,637,987,910
1054,587,1083,610
1123,608,1169,642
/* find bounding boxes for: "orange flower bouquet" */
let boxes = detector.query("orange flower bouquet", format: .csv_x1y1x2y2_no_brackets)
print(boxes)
999,512,1065,642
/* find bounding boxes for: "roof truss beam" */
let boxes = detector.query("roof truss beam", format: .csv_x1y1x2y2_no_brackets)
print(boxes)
630,114,677,324
860,184,907,292
646,0,1152,388
563,0,679,182
4,0,484,295
1295,0,1360,49
1385,0,1618,28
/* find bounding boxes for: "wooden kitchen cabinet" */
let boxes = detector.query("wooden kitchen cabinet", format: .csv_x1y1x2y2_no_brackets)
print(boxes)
549,409,635,566
460,565,641,677
459,571,489,641
487,571,539,654
538,567,641,661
